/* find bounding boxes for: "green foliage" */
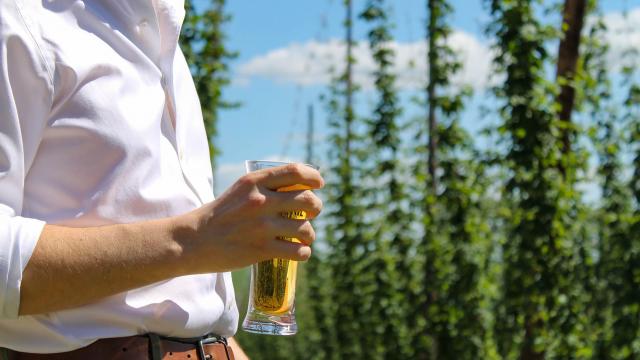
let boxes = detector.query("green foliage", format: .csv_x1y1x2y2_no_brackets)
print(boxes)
358,1,415,358
213,1,640,359
411,1,494,359
321,1,368,359
486,0,590,358
181,0,239,169
606,10,640,358
578,7,640,359
581,12,620,358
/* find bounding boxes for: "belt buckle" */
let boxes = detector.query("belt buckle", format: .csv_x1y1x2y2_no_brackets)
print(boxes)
197,335,228,360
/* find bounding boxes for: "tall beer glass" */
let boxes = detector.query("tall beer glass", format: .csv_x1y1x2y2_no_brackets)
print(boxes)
242,160,318,335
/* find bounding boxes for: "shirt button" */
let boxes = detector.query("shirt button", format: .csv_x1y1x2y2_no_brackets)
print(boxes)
135,20,148,34
178,148,184,161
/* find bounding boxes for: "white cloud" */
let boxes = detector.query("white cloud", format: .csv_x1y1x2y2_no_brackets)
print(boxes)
215,162,246,195
600,8,640,71
235,31,493,91
234,7,640,90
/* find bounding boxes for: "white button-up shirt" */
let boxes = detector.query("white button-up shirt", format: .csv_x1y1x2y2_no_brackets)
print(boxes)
0,0,238,352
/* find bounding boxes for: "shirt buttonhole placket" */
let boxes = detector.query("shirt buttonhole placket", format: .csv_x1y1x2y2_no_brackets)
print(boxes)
161,75,177,131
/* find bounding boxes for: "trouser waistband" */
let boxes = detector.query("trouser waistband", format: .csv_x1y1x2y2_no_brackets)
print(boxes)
2,333,234,360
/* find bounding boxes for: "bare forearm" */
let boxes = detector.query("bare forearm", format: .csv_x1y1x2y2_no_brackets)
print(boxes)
18,164,324,316
19,217,188,315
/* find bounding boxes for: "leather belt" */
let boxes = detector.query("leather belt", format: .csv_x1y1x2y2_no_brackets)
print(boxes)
3,334,235,360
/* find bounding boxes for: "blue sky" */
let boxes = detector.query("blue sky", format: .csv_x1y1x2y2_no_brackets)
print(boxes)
208,0,640,194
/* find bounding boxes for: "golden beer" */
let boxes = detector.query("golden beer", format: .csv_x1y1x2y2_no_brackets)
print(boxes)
251,209,306,314
252,183,309,314
252,258,298,313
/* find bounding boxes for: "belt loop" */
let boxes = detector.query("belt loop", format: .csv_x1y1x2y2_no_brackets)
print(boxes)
196,339,207,360
148,333,163,360
222,344,232,360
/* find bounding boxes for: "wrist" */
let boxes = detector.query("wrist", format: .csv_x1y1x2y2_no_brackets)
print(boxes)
166,211,202,275
123,215,195,279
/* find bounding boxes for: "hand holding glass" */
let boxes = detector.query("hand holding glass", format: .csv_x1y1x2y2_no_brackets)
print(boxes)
242,160,319,336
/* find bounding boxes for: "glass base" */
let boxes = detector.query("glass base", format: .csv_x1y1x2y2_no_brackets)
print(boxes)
242,310,297,336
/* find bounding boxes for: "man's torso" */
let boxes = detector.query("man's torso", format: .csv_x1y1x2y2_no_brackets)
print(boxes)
0,0,238,352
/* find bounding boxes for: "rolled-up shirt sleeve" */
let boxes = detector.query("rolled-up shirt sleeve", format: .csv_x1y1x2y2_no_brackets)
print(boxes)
0,2,53,318
0,215,44,318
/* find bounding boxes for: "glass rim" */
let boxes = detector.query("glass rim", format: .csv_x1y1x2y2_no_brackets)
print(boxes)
245,160,319,171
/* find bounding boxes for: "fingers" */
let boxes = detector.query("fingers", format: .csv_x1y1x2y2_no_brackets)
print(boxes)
216,162,323,265
271,190,323,219
267,240,312,262
252,163,324,191
251,216,315,261
268,217,316,246
236,175,323,219
253,217,314,262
